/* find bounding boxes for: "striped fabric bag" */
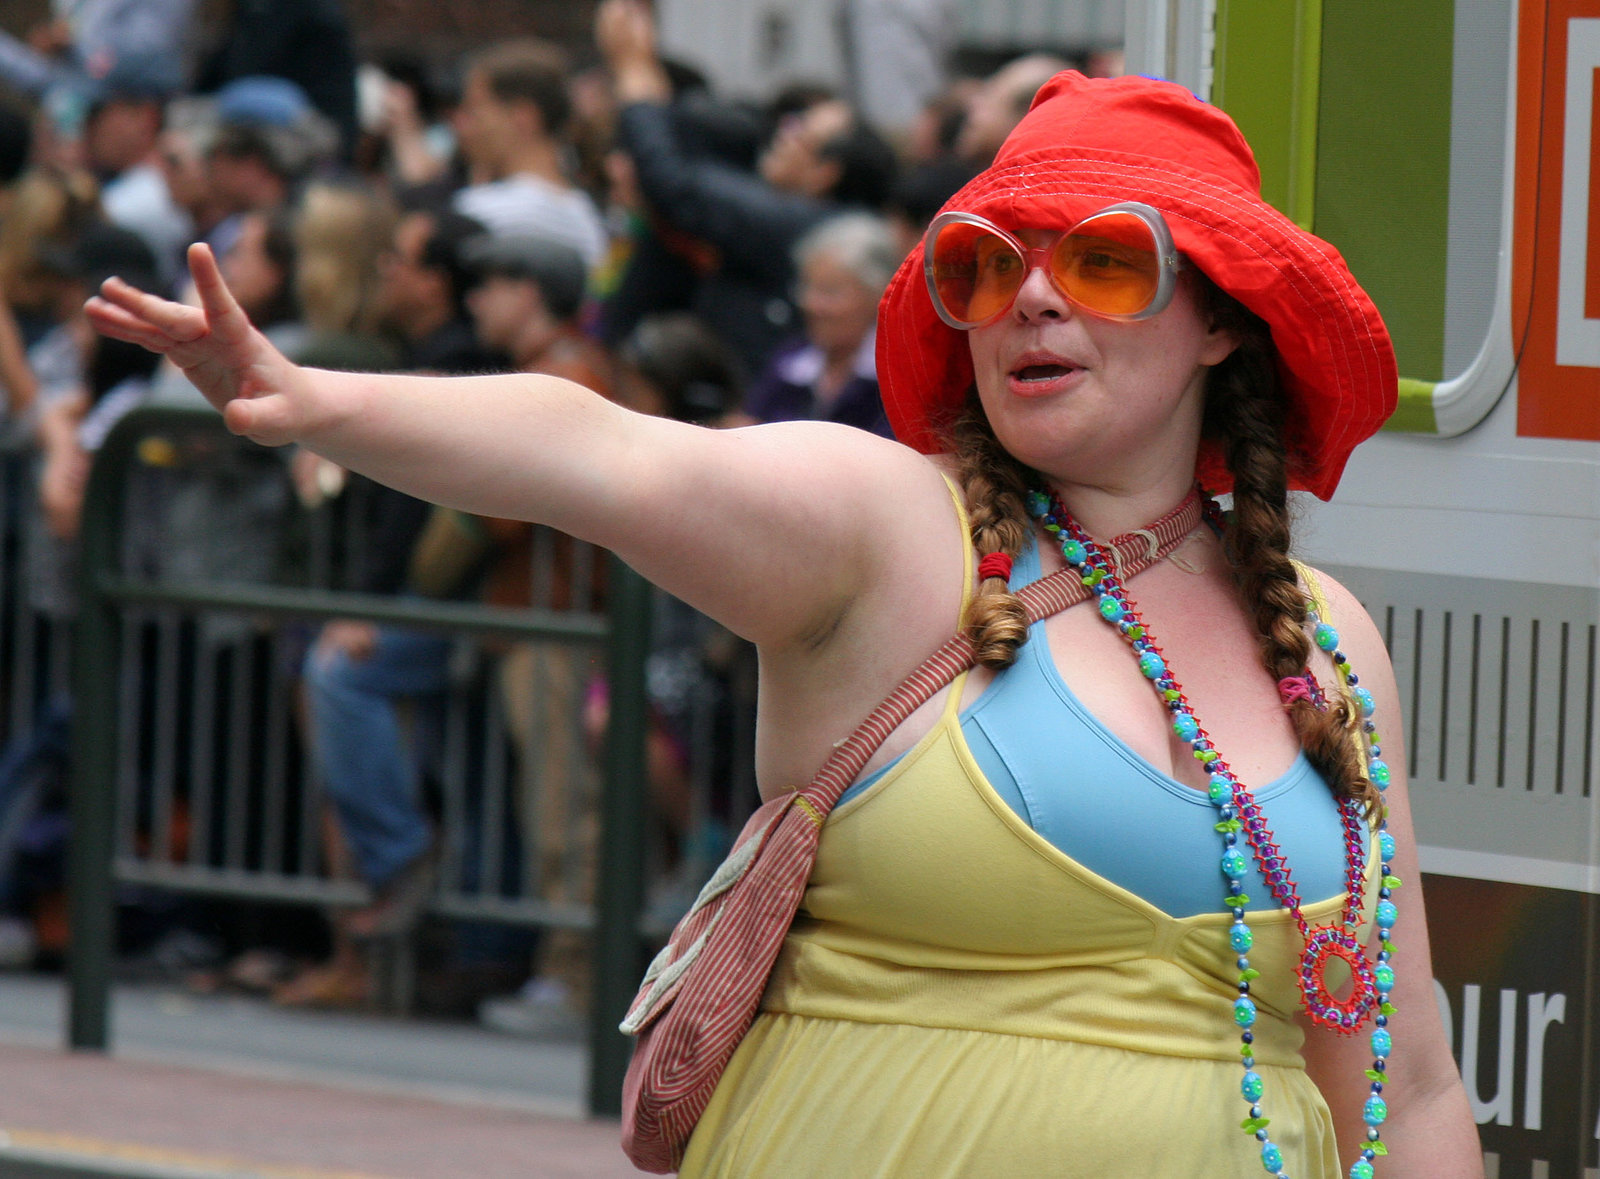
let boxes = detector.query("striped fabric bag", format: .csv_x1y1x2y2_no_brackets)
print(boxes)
619,499,1201,1172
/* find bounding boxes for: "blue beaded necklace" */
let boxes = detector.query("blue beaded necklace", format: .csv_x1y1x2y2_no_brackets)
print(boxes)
1024,485,1400,1179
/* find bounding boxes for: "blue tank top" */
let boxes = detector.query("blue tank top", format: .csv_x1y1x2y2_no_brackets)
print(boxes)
841,532,1353,918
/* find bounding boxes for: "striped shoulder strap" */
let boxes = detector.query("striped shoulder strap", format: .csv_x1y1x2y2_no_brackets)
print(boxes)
806,492,1205,809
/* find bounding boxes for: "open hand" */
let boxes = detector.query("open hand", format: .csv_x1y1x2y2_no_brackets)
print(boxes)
85,242,317,448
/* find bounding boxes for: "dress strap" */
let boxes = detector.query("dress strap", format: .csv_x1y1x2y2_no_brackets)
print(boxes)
937,471,974,625
1292,559,1332,619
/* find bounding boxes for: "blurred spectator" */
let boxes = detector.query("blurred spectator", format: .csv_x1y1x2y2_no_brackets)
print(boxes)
0,275,37,444
4,171,103,454
292,180,396,357
157,97,231,245
204,77,341,256
290,230,604,1009
376,205,499,374
197,0,360,158
75,53,193,290
0,0,195,107
566,65,622,206
596,0,897,377
146,204,305,406
0,168,101,347
0,223,163,971
741,212,898,436
220,210,300,340
277,186,435,1009
1086,47,1126,78
361,55,455,193
447,234,614,1036
0,121,34,430
954,53,1073,165
884,156,977,257
608,315,746,863
612,311,743,426
900,78,979,165
449,40,607,270
462,234,606,386
286,178,411,596
29,224,161,585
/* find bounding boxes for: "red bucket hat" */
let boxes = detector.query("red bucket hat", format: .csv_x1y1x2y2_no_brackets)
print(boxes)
876,71,1396,501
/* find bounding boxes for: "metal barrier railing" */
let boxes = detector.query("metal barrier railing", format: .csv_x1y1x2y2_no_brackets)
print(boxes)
63,404,655,1115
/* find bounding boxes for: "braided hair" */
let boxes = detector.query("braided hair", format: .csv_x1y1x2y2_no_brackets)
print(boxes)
950,398,1031,669
1196,277,1378,816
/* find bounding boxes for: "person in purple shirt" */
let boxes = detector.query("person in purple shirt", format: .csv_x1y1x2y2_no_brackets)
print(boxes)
740,212,898,438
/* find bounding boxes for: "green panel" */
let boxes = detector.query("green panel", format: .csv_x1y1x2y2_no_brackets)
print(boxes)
1212,0,1322,228
1313,1,1454,385
1384,378,1440,433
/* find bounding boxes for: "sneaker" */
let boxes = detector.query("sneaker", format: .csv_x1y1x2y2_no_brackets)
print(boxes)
478,976,585,1040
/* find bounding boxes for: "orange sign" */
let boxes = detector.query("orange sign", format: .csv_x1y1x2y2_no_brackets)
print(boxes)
1516,0,1600,439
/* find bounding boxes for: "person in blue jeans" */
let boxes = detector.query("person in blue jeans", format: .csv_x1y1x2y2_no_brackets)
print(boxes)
302,624,450,938
277,208,501,1006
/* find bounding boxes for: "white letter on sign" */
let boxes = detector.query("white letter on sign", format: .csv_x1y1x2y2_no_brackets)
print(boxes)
1558,19,1600,366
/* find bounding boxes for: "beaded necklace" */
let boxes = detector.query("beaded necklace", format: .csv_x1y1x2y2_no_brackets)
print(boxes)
1023,485,1400,1179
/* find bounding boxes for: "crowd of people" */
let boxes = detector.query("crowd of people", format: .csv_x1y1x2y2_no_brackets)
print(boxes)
0,0,1120,1029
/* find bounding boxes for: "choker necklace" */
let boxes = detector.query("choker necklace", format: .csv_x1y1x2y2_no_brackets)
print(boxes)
1025,485,1399,1179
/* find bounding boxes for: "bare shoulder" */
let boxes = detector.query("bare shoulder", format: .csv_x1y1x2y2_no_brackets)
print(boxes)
1298,564,1378,643
724,418,952,492
1296,564,1399,698
701,420,964,585
610,417,960,653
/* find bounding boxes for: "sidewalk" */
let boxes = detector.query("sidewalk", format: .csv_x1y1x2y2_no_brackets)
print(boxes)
0,975,639,1179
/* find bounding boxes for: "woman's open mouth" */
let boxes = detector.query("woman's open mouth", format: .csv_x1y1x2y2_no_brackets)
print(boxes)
1006,354,1083,395
1014,363,1076,383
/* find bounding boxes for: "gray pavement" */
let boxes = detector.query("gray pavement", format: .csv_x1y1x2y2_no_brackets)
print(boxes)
0,974,641,1178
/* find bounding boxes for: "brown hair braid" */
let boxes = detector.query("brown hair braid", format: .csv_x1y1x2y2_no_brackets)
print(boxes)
950,397,1033,669
1198,279,1380,818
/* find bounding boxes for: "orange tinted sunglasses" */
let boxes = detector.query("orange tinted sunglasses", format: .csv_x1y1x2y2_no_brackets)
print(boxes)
923,202,1182,329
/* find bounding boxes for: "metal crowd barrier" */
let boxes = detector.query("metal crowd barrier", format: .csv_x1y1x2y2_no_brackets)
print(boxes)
59,404,668,1115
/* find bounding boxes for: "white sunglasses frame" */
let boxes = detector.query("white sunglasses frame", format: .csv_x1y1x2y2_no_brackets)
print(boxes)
922,201,1183,330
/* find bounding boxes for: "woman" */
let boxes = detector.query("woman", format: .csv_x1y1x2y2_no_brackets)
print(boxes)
87,72,1478,1176
741,211,898,436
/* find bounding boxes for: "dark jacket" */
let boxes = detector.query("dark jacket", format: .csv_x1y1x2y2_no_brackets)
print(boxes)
609,101,838,377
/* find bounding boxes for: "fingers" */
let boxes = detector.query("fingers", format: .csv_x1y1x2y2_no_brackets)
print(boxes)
84,295,188,352
186,242,247,328
93,276,209,344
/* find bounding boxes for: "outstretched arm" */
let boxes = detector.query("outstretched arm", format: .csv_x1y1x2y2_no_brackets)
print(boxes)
86,244,946,653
